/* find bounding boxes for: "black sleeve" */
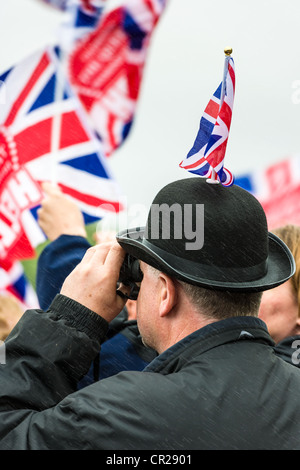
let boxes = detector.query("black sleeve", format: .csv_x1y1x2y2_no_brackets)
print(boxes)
0,295,167,450
0,294,157,450
0,294,108,413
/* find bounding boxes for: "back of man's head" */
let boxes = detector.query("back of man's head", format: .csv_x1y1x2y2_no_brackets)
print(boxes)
118,177,295,321
148,263,262,321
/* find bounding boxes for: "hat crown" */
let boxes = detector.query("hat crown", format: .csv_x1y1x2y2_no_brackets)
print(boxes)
144,178,268,270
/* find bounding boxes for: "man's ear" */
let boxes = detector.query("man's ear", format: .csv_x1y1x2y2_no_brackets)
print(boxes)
295,315,300,331
158,273,178,317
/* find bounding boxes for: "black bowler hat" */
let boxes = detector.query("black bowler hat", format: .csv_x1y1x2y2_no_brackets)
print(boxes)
116,178,295,292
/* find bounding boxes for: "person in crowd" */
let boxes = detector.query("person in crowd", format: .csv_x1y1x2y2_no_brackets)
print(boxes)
1,177,300,449
259,224,300,366
0,294,23,341
36,182,156,386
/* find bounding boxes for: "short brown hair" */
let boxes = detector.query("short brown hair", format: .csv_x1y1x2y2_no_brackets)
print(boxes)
178,281,262,321
148,264,262,320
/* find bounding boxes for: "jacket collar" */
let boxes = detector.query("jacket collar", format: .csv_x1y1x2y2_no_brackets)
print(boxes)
144,316,273,374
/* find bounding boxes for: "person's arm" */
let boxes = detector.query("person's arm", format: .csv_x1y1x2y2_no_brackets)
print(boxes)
1,294,108,409
37,182,87,242
0,242,128,448
36,182,91,309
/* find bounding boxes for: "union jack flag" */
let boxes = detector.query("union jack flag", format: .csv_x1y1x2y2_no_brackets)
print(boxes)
68,0,168,156
59,0,106,49
180,55,235,187
0,45,123,265
0,261,39,309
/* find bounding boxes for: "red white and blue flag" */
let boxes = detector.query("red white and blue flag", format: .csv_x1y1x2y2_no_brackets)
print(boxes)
68,0,168,156
235,155,300,229
59,0,106,49
0,45,123,265
37,0,167,157
0,261,39,309
180,55,235,186
39,0,96,11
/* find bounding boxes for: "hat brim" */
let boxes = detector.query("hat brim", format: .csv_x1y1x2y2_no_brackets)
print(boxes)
116,228,296,292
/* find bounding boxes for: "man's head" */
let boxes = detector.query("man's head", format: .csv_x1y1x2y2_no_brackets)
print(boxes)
117,177,295,292
116,178,295,351
135,261,263,352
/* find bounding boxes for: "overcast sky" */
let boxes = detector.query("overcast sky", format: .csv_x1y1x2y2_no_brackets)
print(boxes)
1,0,300,219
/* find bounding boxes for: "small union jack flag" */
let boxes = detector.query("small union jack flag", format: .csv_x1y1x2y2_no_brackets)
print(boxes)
0,261,39,309
68,0,168,157
0,45,123,265
180,54,235,187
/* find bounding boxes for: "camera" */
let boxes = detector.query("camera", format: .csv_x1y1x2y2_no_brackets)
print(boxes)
117,254,143,300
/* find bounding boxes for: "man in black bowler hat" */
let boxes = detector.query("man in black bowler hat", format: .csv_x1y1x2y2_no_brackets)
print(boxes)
0,177,300,450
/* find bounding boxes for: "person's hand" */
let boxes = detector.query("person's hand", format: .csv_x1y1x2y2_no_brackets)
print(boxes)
61,241,128,322
37,182,87,241
93,230,116,245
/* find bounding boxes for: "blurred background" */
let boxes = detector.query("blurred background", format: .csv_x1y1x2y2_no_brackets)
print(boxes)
1,0,300,211
0,0,300,296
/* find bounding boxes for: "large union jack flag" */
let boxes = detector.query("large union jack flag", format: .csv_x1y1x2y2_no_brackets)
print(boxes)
180,55,235,187
68,0,168,156
235,155,300,229
0,45,123,265
39,0,69,9
39,0,97,11
59,0,106,49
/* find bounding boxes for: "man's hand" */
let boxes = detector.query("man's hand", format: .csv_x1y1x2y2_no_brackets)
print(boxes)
61,241,128,322
37,182,87,241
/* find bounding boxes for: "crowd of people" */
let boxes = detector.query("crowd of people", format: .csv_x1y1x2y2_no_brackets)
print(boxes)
0,178,300,449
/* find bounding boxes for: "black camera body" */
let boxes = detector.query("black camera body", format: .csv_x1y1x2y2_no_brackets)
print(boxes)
117,254,143,300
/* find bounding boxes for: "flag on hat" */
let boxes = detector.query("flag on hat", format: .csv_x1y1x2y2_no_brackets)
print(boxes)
0,45,123,266
68,0,168,156
180,50,235,187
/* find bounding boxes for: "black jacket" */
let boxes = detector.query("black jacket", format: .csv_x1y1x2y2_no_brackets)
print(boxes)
1,294,300,450
36,234,157,387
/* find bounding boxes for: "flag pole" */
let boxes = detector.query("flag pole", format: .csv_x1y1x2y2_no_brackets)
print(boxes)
220,47,232,104
206,47,232,185
51,59,64,184
50,0,74,184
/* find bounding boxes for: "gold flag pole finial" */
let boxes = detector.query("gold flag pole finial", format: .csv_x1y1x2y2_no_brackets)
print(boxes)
224,47,233,56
